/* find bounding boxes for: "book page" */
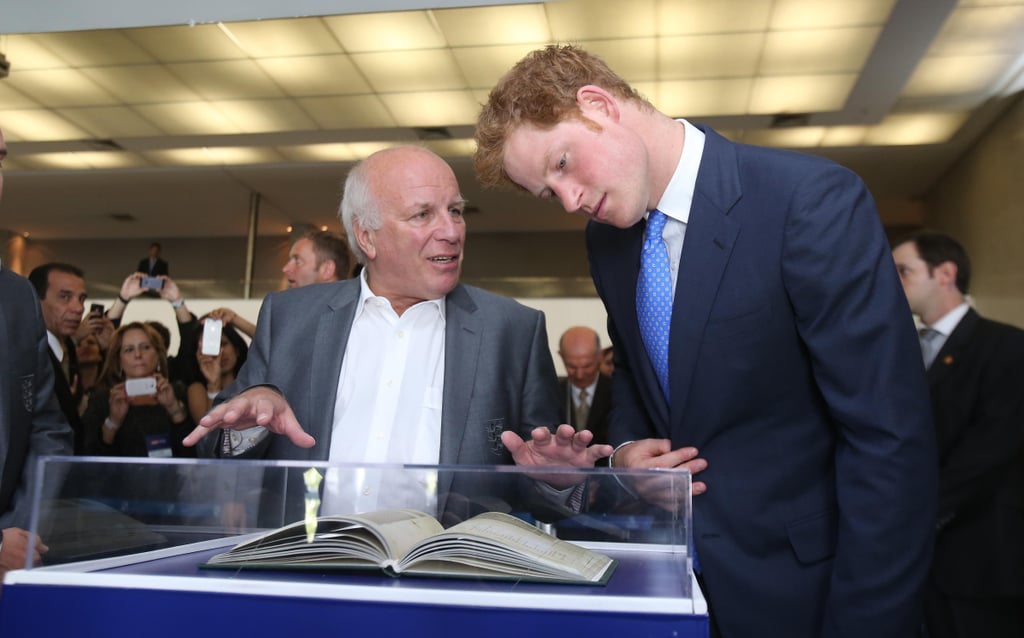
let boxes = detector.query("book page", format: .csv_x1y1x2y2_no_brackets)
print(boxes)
398,511,614,583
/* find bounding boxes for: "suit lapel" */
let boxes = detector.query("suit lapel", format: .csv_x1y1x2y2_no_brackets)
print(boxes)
309,284,359,445
927,308,977,385
439,285,480,467
668,127,741,425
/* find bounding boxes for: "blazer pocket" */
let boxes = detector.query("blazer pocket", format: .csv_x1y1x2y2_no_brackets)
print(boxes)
786,509,837,565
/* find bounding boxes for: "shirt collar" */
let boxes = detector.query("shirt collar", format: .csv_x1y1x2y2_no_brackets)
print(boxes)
46,330,64,362
927,302,970,337
355,267,446,320
652,118,705,225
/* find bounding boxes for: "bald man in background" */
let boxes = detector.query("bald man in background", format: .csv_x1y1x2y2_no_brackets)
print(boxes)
557,326,611,448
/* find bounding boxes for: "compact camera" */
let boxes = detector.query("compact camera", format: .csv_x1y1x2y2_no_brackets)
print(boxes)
140,276,164,290
125,376,157,397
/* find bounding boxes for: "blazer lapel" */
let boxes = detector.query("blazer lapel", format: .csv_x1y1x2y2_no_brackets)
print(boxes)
927,308,977,385
669,127,741,426
439,284,480,467
308,285,359,444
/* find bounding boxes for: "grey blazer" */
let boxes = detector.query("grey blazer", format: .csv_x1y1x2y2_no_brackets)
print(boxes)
204,280,561,466
0,267,73,529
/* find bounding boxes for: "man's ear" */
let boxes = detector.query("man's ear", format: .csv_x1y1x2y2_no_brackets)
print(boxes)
354,219,376,261
935,260,958,287
318,259,337,281
576,85,620,122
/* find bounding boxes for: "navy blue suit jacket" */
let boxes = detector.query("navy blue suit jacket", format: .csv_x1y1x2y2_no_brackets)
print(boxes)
587,126,937,638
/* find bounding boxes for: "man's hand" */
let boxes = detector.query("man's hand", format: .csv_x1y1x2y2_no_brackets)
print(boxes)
181,386,315,449
613,439,708,510
0,528,48,573
501,424,613,489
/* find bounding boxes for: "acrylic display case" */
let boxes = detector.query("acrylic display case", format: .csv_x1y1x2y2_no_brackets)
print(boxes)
0,456,706,637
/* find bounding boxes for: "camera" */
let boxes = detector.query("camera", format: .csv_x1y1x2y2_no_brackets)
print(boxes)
140,276,164,290
201,318,223,356
90,303,104,317
125,377,157,397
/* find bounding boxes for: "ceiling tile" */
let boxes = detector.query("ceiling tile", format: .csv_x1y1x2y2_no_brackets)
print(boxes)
545,0,653,40
760,27,881,75
654,79,753,117
277,143,359,162
658,34,763,80
256,54,371,96
903,53,1016,97
743,127,826,147
144,146,286,167
2,34,70,70
81,65,200,104
587,39,658,82
864,111,969,145
749,74,857,113
3,69,117,107
820,125,870,146
297,95,397,129
930,5,1024,55
124,24,249,62
220,18,342,57
435,5,551,46
352,49,466,93
0,82,40,109
657,0,773,35
770,0,897,30
0,109,89,141
32,30,157,66
57,106,166,138
421,138,476,158
452,44,545,88
322,11,447,52
211,99,317,134
133,102,240,135
166,60,284,100
379,90,480,127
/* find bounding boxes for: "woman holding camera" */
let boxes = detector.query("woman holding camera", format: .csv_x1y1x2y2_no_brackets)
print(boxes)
181,313,249,424
81,322,196,458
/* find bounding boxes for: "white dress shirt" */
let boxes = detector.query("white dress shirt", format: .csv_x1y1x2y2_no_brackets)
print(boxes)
923,302,970,355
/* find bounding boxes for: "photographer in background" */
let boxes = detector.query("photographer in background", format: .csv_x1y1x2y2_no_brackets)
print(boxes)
81,322,194,458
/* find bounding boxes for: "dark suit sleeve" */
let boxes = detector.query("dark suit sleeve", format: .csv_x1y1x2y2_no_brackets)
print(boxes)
781,165,937,637
516,309,561,437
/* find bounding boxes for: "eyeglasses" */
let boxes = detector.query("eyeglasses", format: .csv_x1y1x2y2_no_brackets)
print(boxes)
120,343,154,356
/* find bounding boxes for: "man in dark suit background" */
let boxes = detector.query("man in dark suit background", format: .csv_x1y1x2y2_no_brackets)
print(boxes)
475,45,937,638
557,326,611,446
184,146,610,515
0,127,74,578
137,242,169,278
893,231,1024,638
27,263,91,454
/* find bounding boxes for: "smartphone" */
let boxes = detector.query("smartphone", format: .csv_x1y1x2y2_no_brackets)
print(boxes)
201,318,223,356
90,303,104,317
140,276,164,290
125,377,157,397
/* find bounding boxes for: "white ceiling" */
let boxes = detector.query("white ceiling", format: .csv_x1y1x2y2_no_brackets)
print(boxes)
1,0,1023,240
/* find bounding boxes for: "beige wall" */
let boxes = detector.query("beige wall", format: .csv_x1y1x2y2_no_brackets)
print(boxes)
924,93,1024,329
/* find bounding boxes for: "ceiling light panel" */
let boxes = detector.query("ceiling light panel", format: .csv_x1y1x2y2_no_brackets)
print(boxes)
166,60,284,100
864,111,968,145
69,151,149,169
212,99,317,134
57,106,165,138
133,102,240,136
760,27,881,75
352,49,466,93
545,0,654,40
0,110,88,141
434,5,551,46
769,0,897,30
380,90,480,127
5,69,117,107
220,18,342,57
297,95,397,129
2,34,70,70
124,24,250,62
820,125,870,146
655,78,754,117
657,0,773,36
743,126,826,147
749,74,856,113
452,44,544,88
144,146,283,166
902,53,1015,97
929,5,1024,55
276,143,359,162
587,39,658,82
81,65,200,104
32,30,156,66
256,54,371,96
422,138,476,157
658,34,763,80
322,11,447,52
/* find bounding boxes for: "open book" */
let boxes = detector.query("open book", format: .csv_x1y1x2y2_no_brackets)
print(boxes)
203,509,617,585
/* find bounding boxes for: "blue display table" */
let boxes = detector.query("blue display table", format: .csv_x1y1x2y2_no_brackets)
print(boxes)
1,537,708,637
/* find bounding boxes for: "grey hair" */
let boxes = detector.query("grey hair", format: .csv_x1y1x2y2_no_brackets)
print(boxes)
339,157,383,265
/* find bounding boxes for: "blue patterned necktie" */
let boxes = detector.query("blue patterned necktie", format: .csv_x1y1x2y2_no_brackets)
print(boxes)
637,210,672,401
